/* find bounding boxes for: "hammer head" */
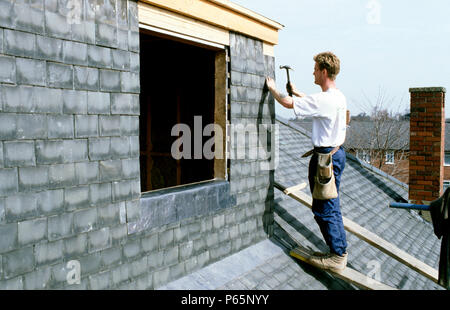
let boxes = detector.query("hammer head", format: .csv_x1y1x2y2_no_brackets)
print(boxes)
279,65,293,71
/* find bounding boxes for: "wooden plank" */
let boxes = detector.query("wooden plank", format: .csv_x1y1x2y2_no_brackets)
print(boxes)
214,50,227,180
263,42,275,57
140,0,281,45
278,184,440,285
207,0,284,30
290,247,397,290
274,214,396,290
283,182,307,195
342,217,439,284
138,2,230,47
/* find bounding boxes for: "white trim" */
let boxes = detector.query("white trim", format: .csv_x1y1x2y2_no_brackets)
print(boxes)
139,23,226,50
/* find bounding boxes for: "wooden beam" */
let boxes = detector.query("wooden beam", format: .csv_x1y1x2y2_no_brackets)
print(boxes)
283,182,307,195
138,2,229,47
290,247,397,290
263,42,275,57
207,0,284,30
277,182,440,285
275,213,396,290
214,50,227,180
139,0,281,45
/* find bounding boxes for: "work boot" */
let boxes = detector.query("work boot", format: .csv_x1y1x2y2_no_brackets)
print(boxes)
312,251,329,257
307,252,347,272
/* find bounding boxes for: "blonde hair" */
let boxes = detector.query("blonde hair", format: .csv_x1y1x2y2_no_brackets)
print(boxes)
313,52,340,80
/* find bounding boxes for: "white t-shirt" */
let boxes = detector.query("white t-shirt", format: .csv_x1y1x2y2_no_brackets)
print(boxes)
293,88,347,147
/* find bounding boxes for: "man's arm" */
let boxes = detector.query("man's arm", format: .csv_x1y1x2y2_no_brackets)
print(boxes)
265,77,294,109
266,77,306,109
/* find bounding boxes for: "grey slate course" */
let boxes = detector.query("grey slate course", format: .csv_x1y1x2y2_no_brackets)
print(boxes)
74,66,99,91
111,93,139,115
16,114,47,140
11,1,45,35
100,115,121,137
3,246,34,279
112,49,130,71
62,41,88,66
88,45,113,69
0,55,16,84
47,62,74,89
23,267,52,290
65,185,90,211
16,58,46,86
89,182,112,207
48,212,74,241
3,141,35,167
87,91,110,115
18,166,49,192
36,35,63,62
44,10,71,39
63,90,88,114
36,189,64,215
4,29,36,58
18,217,47,246
48,115,75,139
120,71,139,93
62,139,89,163
0,223,18,254
100,69,121,92
49,163,76,188
34,240,64,267
76,115,99,138
75,161,99,185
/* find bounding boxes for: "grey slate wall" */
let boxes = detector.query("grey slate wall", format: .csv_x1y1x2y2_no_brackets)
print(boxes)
228,32,276,242
0,0,142,289
0,1,276,290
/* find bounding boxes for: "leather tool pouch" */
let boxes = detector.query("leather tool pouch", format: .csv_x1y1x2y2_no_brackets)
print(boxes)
312,152,338,200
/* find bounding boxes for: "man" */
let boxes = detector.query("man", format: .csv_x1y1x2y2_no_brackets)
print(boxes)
266,52,348,272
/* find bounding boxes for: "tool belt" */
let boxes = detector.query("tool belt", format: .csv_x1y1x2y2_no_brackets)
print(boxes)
301,145,340,158
302,146,340,200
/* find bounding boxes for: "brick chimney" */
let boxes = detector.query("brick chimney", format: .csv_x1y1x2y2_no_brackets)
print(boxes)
409,87,446,205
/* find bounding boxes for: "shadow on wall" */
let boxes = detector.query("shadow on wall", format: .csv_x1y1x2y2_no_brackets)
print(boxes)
258,80,274,237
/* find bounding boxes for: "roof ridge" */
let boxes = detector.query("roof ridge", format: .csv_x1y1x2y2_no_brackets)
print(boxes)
275,115,409,191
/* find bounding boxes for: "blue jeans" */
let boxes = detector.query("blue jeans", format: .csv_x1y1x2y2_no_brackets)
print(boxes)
308,146,347,256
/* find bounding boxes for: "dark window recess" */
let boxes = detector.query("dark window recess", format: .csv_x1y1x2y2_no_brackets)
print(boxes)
445,152,450,166
140,32,215,192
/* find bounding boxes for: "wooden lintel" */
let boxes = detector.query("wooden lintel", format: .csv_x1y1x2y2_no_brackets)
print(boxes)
139,0,282,45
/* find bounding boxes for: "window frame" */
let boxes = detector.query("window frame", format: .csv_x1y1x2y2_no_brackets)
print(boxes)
385,150,395,165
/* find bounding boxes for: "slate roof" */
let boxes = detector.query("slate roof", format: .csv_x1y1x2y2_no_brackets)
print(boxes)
160,116,444,290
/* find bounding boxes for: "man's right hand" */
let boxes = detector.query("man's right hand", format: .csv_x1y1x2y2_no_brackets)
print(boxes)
287,82,305,98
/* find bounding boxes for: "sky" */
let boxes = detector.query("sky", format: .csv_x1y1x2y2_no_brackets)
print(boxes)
232,0,450,120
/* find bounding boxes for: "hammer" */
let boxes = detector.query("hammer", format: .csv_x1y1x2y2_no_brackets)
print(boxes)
280,65,293,96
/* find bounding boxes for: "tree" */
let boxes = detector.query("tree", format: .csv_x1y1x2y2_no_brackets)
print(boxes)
346,87,410,182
